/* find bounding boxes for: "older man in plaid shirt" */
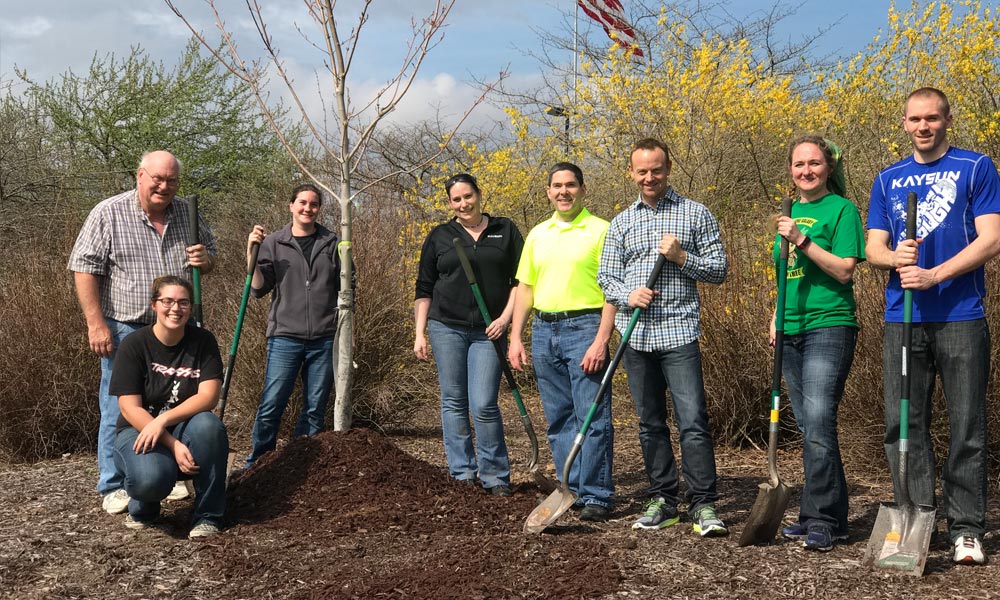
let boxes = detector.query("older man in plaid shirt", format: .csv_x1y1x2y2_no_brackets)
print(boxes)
598,138,728,537
68,150,216,514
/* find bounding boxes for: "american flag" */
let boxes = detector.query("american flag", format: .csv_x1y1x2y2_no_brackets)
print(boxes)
578,0,644,58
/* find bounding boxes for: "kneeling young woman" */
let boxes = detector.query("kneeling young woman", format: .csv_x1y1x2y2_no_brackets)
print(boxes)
109,275,227,539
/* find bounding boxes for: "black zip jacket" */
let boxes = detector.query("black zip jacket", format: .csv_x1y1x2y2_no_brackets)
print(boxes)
415,215,523,327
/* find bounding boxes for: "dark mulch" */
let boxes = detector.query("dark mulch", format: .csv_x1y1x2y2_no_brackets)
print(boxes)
3,412,1000,599
217,429,620,599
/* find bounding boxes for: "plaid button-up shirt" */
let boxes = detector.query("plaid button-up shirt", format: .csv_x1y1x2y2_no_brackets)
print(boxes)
598,187,726,351
67,190,217,325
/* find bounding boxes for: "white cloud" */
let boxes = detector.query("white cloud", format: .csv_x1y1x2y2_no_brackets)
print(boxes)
128,9,195,38
0,16,53,39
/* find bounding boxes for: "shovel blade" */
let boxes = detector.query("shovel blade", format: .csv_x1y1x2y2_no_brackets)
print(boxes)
862,502,936,576
738,481,792,546
523,485,577,534
225,450,238,489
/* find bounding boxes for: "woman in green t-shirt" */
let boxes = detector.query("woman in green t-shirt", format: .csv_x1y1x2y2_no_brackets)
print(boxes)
770,135,866,552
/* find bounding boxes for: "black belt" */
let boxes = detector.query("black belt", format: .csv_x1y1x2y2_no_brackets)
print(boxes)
535,308,602,322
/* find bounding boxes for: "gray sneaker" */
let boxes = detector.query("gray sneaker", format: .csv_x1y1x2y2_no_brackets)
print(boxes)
189,522,221,539
692,505,728,537
102,489,130,515
632,497,680,530
124,514,152,530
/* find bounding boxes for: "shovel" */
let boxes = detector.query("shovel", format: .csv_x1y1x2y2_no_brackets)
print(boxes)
738,197,793,546
862,191,935,576
452,238,557,493
524,253,668,533
217,241,261,486
187,194,203,328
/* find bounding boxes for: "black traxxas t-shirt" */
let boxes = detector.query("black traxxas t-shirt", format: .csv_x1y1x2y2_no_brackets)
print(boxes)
109,325,223,433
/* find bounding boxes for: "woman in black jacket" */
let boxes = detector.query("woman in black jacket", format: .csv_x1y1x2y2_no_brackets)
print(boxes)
413,173,523,496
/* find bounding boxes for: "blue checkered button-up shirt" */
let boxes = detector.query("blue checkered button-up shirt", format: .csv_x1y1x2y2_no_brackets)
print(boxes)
598,187,727,351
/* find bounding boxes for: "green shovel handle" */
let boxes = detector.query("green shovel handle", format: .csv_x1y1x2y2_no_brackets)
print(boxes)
561,253,668,483
453,239,540,469
218,241,260,421
187,194,203,328
766,197,793,483
898,191,918,506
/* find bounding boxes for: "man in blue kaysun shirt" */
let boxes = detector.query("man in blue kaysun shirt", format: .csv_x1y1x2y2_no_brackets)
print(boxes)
866,86,1000,566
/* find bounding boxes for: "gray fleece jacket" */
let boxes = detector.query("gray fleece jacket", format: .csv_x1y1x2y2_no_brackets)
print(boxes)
251,222,343,339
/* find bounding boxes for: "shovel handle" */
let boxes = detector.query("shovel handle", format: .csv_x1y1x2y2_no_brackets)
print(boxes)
187,194,203,328
898,192,918,506
218,241,260,422
767,198,793,483
562,253,668,483
452,238,540,470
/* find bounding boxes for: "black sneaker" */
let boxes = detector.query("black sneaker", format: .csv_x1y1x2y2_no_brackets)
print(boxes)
579,504,610,522
488,485,513,497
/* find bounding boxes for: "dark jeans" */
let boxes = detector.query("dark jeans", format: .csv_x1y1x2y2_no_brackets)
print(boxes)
783,326,856,536
882,319,989,541
114,412,228,527
622,341,718,515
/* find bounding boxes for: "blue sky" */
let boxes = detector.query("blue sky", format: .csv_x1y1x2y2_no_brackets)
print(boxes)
0,0,893,128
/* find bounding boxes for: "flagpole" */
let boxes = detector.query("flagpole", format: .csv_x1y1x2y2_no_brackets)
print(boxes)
573,0,578,146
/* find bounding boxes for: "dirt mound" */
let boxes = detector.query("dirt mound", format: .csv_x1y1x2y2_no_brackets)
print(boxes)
212,429,621,599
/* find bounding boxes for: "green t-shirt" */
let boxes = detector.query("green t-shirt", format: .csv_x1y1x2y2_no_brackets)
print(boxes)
772,193,865,335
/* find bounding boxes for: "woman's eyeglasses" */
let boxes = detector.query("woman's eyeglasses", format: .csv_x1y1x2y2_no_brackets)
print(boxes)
156,298,192,310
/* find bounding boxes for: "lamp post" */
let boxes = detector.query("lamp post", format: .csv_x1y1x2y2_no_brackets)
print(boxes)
545,105,571,154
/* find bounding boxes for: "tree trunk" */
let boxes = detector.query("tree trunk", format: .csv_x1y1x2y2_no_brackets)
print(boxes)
332,182,354,431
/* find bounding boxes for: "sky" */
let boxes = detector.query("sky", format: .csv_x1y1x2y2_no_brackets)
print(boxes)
0,0,894,130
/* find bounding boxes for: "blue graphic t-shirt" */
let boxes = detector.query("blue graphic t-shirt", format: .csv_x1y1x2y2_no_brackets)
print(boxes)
867,146,1000,322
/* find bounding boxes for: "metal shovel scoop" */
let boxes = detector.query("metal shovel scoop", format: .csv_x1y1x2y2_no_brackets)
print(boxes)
739,197,793,546
862,192,935,576
524,254,667,533
453,239,558,492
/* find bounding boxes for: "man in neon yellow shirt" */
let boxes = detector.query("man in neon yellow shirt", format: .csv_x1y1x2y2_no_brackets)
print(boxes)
508,162,618,522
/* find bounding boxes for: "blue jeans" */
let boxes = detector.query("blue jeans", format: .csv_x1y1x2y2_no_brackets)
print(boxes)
782,326,856,536
246,335,335,466
531,313,614,508
882,319,989,541
114,411,228,526
622,341,717,515
427,319,510,489
97,318,143,495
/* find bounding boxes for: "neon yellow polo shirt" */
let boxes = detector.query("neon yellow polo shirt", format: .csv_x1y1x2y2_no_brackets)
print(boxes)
515,207,609,312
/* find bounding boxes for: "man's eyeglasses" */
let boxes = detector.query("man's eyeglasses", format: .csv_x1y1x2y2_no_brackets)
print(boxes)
145,172,179,187
156,298,191,310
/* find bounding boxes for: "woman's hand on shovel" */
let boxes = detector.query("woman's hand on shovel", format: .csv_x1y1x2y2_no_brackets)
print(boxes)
769,313,777,348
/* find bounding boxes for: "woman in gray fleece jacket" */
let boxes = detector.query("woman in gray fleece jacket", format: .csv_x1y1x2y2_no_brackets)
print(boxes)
242,183,344,468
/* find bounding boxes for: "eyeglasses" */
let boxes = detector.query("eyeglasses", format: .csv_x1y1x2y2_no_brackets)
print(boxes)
156,298,191,310
144,171,179,187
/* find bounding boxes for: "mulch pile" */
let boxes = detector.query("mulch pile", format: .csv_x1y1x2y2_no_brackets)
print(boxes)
213,428,621,599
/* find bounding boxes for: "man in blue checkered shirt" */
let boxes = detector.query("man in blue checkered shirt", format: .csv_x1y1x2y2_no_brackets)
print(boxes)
598,138,728,536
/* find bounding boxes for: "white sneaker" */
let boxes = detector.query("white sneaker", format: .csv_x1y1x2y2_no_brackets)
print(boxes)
102,489,130,514
953,535,987,565
189,522,221,539
166,481,190,501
